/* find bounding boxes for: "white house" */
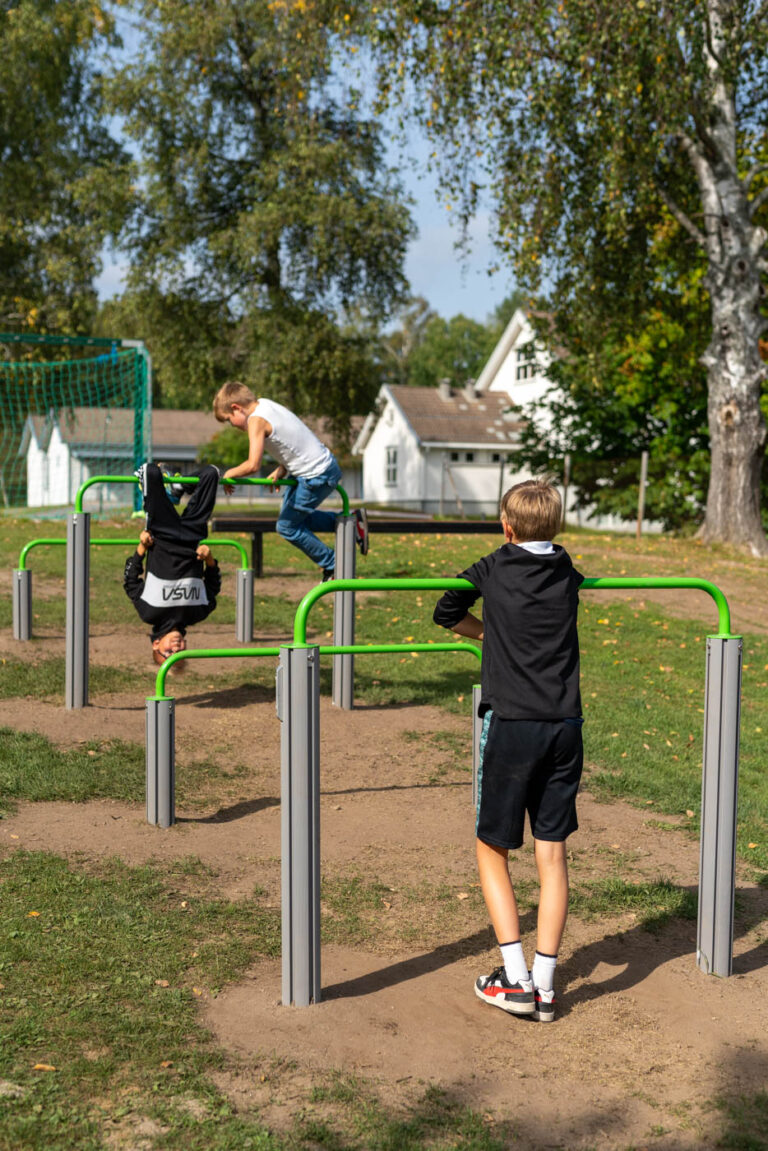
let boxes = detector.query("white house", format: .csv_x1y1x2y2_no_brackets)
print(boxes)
356,308,662,531
21,408,221,508
353,381,525,517
20,406,364,509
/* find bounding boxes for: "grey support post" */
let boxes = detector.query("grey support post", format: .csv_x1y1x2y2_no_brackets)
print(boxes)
12,569,32,641
146,698,176,828
277,644,322,1006
236,568,255,643
472,684,482,810
697,636,742,977
65,512,90,709
332,515,356,710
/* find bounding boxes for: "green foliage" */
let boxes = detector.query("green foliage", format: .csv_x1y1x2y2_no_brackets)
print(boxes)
406,312,498,388
104,1,414,424
0,1,130,334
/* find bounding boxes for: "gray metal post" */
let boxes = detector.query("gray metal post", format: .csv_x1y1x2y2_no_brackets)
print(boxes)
276,645,321,1006
12,570,32,641
697,636,742,977
472,684,482,810
146,698,176,828
236,568,255,643
65,512,90,709
332,516,356,710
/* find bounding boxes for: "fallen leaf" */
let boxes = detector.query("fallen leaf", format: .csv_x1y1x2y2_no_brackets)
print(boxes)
457,892,469,901
192,987,203,997
155,979,170,988
160,1060,174,1068
27,911,40,918
748,843,758,849
686,810,694,818
33,1064,56,1072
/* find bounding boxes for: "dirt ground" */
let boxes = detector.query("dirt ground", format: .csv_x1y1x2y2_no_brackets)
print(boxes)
1,582,767,1149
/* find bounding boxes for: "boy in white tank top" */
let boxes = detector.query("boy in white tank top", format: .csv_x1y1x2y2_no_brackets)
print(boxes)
213,381,368,579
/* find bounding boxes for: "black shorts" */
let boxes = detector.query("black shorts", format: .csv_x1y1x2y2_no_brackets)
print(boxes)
476,713,584,850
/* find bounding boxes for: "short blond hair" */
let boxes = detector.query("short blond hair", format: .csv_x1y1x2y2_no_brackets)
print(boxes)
501,479,562,541
213,381,257,421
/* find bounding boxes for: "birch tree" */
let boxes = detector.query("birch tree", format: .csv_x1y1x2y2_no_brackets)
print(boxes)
359,0,768,552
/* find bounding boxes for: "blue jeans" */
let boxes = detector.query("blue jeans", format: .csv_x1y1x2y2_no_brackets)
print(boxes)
276,460,342,573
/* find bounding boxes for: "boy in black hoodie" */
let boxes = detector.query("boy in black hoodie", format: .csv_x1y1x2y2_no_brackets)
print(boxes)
433,479,583,1024
123,463,222,665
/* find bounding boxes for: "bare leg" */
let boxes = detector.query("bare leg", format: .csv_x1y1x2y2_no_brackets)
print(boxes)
476,838,520,943
534,838,569,955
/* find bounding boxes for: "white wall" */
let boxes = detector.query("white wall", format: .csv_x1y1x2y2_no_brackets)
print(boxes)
361,395,424,509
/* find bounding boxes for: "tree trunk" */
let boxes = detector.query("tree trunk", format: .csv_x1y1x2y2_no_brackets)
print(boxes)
696,1,768,554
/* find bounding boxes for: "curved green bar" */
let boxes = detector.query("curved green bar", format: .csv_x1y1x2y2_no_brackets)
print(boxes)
581,576,732,637
293,575,733,644
18,536,249,570
151,639,481,700
74,474,350,516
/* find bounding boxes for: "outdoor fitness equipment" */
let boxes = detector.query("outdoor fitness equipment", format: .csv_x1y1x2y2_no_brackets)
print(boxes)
62,473,356,710
12,535,251,643
149,573,740,1005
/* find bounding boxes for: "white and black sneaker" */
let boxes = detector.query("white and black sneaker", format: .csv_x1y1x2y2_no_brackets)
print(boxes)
134,463,149,498
354,507,369,555
474,967,535,1016
533,988,556,1023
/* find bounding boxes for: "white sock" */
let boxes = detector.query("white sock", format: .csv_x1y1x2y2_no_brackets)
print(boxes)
499,940,530,985
531,950,557,992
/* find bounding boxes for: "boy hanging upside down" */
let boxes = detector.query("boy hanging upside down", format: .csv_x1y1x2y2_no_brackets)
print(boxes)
123,462,222,665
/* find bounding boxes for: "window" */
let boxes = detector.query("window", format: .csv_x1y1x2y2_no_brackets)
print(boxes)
516,345,536,381
385,446,398,486
450,451,459,462
465,452,474,462
491,452,501,463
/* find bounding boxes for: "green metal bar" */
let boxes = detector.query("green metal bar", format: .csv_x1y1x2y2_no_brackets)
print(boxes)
150,640,481,701
0,332,122,348
293,576,734,645
19,536,249,570
581,576,732,637
74,474,350,516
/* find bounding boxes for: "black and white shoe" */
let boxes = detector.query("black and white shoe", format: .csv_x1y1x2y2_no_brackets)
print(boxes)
474,967,535,1016
134,463,149,499
354,507,369,555
321,568,335,583
533,988,556,1023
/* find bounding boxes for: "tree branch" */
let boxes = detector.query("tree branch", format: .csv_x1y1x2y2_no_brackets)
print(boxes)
750,185,768,219
657,185,707,248
745,162,768,189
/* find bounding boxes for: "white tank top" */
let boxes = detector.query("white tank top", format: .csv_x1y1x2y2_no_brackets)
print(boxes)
249,398,334,479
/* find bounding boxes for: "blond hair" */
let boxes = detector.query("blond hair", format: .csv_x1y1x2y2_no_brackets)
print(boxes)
501,479,562,542
213,380,257,421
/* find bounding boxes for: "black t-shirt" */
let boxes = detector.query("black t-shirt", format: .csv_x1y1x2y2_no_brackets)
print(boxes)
433,543,583,720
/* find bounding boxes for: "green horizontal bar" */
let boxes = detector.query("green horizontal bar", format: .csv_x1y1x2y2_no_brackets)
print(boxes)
581,576,732,637
74,474,350,516
18,536,249,570
151,639,480,700
293,576,733,644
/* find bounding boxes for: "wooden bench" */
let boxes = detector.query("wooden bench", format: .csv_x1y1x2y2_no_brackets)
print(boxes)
209,516,502,577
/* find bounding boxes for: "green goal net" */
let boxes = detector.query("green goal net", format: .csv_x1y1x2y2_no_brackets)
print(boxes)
0,333,151,512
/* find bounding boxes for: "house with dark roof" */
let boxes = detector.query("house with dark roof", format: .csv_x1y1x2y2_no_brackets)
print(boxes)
21,407,363,509
355,308,662,530
21,408,220,508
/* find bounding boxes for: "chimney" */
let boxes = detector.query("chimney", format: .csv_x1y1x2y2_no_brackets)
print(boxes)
437,379,452,401
463,378,477,401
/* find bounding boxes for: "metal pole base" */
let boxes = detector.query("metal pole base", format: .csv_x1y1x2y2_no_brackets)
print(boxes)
277,645,321,1006
65,512,90,709
697,635,742,977
13,570,32,641
332,516,356,710
236,568,255,643
146,698,175,828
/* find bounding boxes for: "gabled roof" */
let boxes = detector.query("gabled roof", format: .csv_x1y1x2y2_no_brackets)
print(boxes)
360,385,522,451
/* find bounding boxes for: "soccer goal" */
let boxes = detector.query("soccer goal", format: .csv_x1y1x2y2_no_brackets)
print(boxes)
0,332,151,512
